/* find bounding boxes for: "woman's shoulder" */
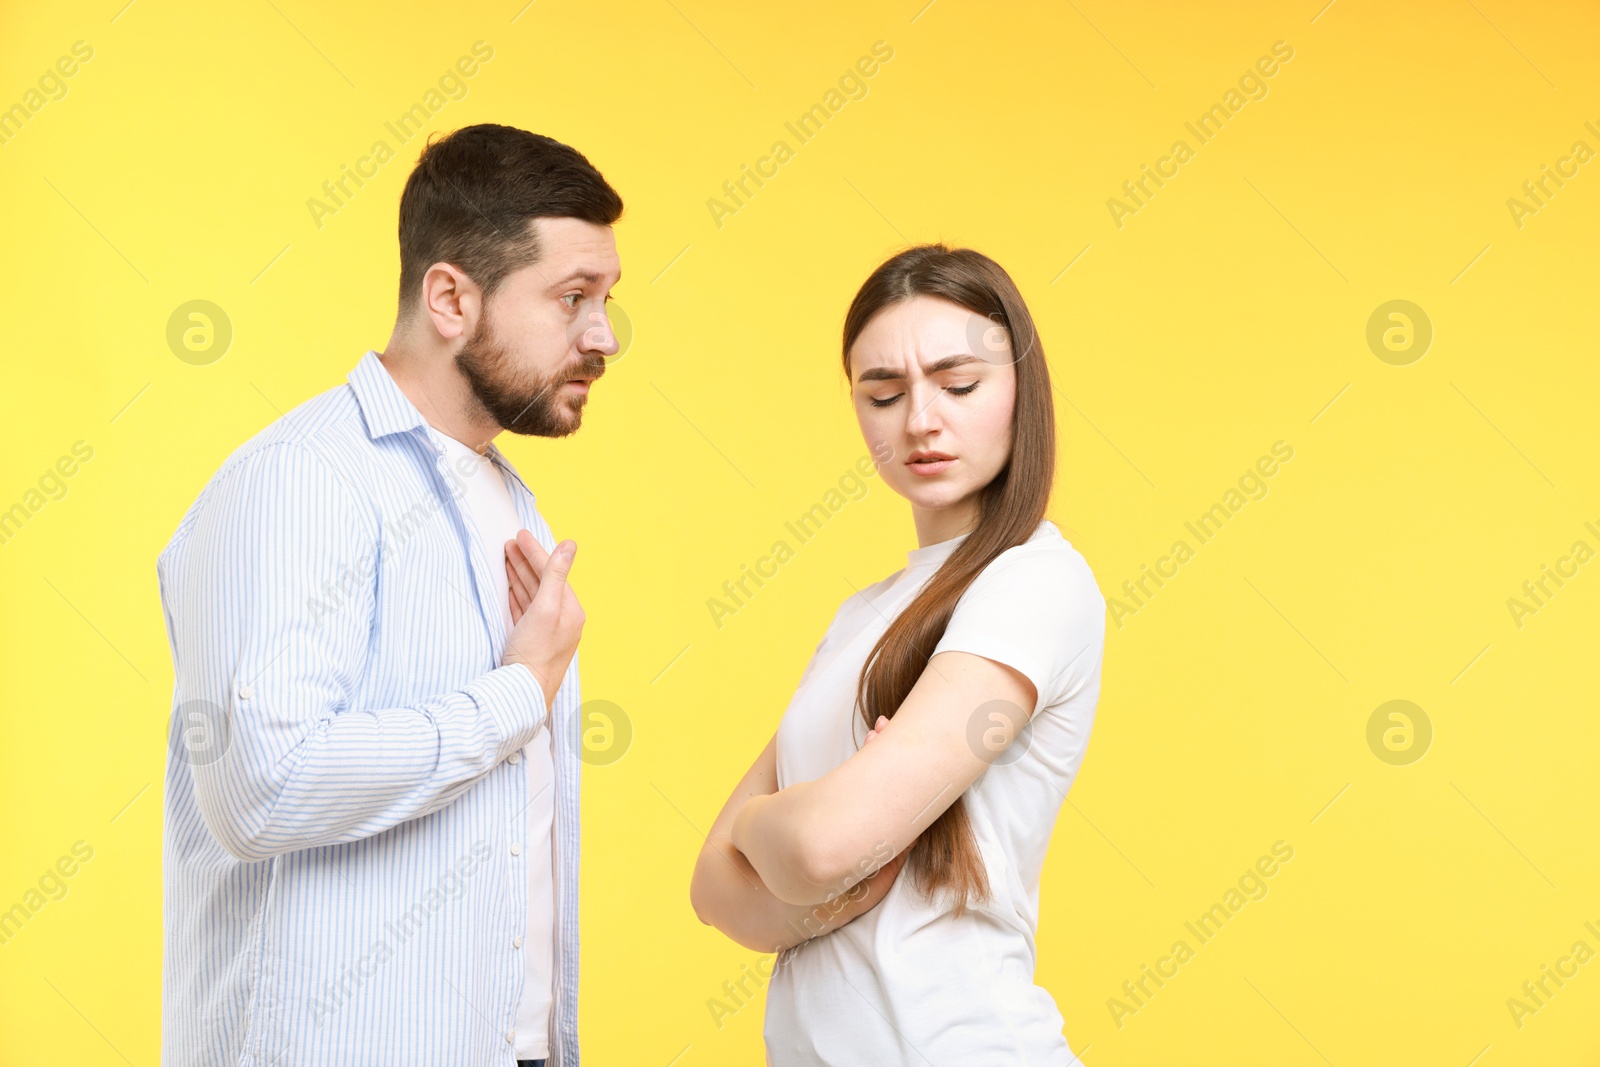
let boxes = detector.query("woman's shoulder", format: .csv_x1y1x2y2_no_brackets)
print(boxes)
977,521,1104,607
817,569,901,634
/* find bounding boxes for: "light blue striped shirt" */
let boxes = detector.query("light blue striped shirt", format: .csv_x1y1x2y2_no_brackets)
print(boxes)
156,349,581,1066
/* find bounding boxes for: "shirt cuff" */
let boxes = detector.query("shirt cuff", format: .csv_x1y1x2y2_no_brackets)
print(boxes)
469,662,549,758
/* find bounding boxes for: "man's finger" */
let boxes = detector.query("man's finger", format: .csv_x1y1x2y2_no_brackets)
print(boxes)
507,553,533,618
506,539,540,602
530,539,575,614
506,552,535,618
516,529,549,579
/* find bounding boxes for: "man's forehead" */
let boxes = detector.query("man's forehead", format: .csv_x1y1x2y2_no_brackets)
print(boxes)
534,216,616,256
527,218,619,287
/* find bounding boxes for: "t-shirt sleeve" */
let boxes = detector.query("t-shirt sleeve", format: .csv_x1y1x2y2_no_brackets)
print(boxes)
930,543,1106,717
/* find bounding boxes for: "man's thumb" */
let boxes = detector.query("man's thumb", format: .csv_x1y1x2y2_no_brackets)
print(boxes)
545,540,576,583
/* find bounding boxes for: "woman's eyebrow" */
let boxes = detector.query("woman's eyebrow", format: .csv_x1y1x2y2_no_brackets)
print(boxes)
856,353,983,383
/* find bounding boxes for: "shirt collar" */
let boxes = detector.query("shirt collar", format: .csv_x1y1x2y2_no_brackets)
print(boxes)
348,349,538,502
348,349,429,441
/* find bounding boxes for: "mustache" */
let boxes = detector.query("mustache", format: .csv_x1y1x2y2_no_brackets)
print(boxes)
558,354,608,384
513,354,607,416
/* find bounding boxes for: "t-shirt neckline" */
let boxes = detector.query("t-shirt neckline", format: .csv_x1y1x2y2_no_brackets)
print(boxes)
906,530,973,571
430,426,492,462
904,520,1058,573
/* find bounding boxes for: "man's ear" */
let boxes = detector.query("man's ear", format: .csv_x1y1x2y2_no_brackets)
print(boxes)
420,262,479,342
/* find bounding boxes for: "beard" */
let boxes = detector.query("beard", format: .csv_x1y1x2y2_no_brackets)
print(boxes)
454,314,606,438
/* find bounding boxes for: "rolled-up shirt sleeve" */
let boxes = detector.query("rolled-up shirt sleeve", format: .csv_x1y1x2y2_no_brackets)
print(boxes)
167,439,546,862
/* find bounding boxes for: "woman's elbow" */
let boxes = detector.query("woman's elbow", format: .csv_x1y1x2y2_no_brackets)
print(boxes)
776,812,874,905
689,884,713,928
765,843,853,907
689,851,725,927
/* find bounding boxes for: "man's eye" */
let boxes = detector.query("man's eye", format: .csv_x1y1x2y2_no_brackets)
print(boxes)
562,293,581,309
868,393,904,408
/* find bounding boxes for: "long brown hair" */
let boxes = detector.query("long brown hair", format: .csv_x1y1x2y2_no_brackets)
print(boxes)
842,244,1057,915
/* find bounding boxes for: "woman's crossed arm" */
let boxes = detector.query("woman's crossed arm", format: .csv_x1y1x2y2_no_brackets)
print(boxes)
690,733,908,953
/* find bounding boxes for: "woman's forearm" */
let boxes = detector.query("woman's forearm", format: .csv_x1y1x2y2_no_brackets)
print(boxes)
692,731,895,948
732,784,847,905
692,831,875,952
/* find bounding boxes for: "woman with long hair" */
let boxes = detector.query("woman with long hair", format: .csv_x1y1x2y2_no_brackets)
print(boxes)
688,244,1107,1064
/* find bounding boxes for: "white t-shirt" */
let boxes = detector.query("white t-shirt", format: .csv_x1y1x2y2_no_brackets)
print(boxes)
764,519,1106,1066
432,428,556,1061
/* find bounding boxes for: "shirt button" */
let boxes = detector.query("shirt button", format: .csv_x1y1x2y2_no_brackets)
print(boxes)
513,935,524,949
508,751,522,765
509,842,522,856
236,684,254,701
505,1030,515,1044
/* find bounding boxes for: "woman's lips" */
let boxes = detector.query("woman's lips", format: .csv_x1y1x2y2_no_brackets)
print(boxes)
907,457,955,476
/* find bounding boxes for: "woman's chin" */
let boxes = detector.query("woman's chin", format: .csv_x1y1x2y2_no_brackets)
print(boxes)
897,484,977,512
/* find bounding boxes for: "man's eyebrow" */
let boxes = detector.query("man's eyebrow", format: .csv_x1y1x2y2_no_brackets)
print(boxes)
547,269,618,289
855,353,983,383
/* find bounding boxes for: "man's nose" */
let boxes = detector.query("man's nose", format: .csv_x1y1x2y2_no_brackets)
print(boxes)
580,309,619,356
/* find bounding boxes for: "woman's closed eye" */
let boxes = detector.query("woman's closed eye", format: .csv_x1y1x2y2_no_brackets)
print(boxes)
868,382,980,408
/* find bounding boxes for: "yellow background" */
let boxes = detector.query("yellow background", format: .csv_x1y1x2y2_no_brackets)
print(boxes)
3,0,1598,1063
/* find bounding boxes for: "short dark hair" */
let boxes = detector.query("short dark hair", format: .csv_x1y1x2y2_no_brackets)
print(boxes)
395,124,623,322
